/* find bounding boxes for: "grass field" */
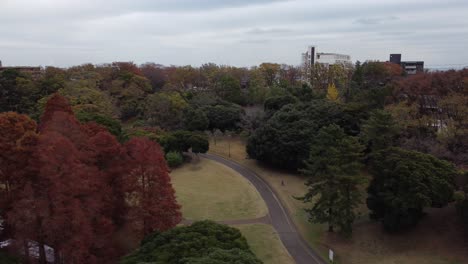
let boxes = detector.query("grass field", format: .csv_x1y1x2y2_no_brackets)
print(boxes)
237,224,295,264
209,136,468,264
170,157,294,264
209,138,329,252
170,157,268,221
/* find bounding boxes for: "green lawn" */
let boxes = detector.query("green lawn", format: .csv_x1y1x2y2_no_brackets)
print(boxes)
237,224,295,264
170,157,268,221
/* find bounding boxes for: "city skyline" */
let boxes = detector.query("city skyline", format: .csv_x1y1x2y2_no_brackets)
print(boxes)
1,0,468,68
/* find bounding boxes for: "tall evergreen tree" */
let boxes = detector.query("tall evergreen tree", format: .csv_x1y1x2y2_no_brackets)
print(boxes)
360,109,399,153
298,124,364,235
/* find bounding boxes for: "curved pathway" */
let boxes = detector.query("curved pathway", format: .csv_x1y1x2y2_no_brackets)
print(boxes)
200,153,327,264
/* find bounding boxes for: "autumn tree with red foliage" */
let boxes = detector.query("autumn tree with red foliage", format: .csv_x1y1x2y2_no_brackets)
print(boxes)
3,94,181,263
392,69,468,100
124,137,182,235
111,62,143,77
0,112,38,261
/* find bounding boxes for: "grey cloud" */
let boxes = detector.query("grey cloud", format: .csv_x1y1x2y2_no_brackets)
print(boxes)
239,39,272,44
245,28,294,35
354,16,399,25
0,0,467,67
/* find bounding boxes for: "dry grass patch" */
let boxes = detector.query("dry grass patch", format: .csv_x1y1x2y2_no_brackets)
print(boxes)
170,157,268,221
209,137,328,248
209,137,468,264
236,223,295,264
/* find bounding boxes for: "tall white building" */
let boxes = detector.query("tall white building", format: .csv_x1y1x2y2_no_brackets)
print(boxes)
301,46,352,68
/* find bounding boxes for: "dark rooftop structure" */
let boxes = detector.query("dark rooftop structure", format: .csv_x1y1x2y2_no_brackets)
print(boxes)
0,60,43,79
389,54,424,75
390,54,402,64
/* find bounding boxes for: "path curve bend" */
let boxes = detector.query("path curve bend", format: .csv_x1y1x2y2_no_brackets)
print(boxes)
200,153,327,264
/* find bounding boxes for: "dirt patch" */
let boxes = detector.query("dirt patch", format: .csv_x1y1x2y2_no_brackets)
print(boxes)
326,205,468,264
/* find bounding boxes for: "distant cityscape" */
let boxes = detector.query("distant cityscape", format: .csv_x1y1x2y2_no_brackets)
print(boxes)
1,46,466,79
300,46,425,75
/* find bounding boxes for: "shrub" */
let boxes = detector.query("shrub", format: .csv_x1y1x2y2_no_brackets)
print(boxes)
166,151,183,168
120,221,261,264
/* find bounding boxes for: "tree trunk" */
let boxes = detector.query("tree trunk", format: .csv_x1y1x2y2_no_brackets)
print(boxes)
328,224,334,232
23,240,30,264
38,242,47,264
54,248,61,264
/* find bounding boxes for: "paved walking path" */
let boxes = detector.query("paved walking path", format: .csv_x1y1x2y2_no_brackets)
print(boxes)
200,153,327,264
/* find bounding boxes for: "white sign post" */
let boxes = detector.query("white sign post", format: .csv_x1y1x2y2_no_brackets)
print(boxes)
329,249,334,262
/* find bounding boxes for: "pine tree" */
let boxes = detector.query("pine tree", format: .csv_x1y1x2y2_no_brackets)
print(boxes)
360,109,399,153
298,124,364,235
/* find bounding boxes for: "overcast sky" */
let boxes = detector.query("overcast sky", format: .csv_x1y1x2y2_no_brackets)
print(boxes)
1,0,468,68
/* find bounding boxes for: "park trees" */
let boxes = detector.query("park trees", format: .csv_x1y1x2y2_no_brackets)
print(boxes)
143,91,188,130
120,221,261,264
214,75,245,105
298,124,364,235
3,94,181,263
263,95,297,118
76,111,123,138
258,63,280,87
139,63,167,91
385,69,468,165
183,107,209,131
367,147,456,232
55,79,118,117
247,100,346,170
124,137,182,235
158,131,209,156
37,67,66,97
0,112,38,239
360,109,399,153
455,172,468,234
246,67,270,105
203,104,244,132
0,69,40,114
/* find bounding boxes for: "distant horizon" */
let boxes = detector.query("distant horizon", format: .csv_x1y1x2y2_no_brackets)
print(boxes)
1,0,468,68
1,58,467,71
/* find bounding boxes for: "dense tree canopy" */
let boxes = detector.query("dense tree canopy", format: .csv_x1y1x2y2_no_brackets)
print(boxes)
120,221,261,264
75,111,123,138
1,60,466,253
0,112,38,238
263,95,297,117
2,94,181,263
299,124,364,235
203,104,244,132
247,100,348,170
367,147,457,231
183,107,209,131
360,109,399,154
0,69,39,114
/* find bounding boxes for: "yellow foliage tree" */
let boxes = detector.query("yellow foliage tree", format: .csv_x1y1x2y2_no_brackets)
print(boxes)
326,82,339,101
